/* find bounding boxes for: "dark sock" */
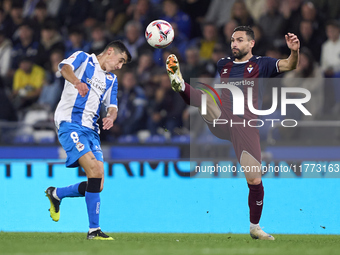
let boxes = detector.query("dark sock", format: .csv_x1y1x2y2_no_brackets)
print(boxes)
179,82,202,107
248,181,264,224
78,181,87,196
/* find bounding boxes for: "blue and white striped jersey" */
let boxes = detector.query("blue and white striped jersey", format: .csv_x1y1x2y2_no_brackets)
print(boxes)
54,51,118,133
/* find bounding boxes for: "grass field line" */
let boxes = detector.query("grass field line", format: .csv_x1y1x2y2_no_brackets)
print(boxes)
1,232,340,255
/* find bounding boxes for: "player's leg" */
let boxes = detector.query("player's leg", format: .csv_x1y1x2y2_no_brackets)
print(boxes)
78,151,113,240
55,182,87,198
45,124,91,222
240,151,274,240
231,123,274,240
45,181,87,222
166,54,221,122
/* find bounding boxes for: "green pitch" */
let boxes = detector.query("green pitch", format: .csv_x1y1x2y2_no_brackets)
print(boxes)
0,232,339,255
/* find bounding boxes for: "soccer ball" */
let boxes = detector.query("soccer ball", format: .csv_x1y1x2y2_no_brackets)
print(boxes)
145,20,174,49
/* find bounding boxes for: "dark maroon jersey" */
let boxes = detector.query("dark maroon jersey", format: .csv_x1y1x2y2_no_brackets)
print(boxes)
217,55,281,120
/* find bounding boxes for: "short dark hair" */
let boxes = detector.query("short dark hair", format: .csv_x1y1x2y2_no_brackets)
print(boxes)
233,26,255,40
163,0,180,6
42,20,58,31
105,40,132,63
326,20,340,30
11,1,24,9
20,55,33,63
19,22,33,30
36,1,47,9
68,26,83,36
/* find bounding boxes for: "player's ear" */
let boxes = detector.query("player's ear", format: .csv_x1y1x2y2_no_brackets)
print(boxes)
106,47,114,55
250,40,255,48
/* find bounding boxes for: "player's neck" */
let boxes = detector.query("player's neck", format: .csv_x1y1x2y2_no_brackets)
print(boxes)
96,54,107,71
234,53,253,63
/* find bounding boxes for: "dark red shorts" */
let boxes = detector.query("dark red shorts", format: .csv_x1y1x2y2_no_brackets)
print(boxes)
205,108,262,164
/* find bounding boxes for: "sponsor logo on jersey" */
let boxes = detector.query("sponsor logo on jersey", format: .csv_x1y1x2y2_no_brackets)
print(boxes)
106,74,113,80
221,79,255,87
222,69,228,74
87,77,106,93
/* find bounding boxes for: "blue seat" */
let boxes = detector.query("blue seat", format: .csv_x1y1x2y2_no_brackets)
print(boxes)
39,137,56,144
171,134,190,144
13,134,34,144
145,135,166,144
117,135,139,144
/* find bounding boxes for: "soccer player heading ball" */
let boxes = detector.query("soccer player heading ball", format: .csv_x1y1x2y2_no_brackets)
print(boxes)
45,41,131,240
166,26,300,240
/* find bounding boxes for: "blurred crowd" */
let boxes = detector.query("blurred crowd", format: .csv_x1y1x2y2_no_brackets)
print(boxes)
0,0,339,144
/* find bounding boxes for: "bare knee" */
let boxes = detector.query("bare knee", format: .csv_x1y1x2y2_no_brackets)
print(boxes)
247,178,262,185
87,161,103,178
240,151,262,181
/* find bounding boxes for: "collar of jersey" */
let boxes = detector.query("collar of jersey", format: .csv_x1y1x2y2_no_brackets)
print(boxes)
91,53,107,73
233,59,249,64
232,55,256,64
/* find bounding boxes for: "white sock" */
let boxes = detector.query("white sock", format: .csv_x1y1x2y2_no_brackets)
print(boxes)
180,80,185,91
89,227,101,233
250,223,260,230
52,189,60,201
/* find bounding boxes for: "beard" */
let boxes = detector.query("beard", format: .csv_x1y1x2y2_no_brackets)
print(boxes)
232,48,249,60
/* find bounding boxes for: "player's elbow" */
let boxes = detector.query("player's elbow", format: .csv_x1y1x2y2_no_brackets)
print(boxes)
291,64,297,70
60,64,71,76
282,62,297,72
60,66,66,77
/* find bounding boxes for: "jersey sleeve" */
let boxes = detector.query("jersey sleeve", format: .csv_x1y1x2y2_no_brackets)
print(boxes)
58,51,88,71
103,76,118,110
261,56,281,77
217,58,225,74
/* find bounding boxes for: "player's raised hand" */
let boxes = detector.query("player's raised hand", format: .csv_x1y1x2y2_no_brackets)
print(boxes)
74,81,89,97
285,33,300,52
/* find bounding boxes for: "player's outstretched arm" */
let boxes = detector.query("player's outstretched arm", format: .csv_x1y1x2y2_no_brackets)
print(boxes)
278,33,300,72
60,64,89,97
102,107,117,130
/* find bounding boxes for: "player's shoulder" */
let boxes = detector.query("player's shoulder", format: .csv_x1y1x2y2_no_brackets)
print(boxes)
251,55,279,64
69,51,90,59
217,56,233,66
252,55,277,61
